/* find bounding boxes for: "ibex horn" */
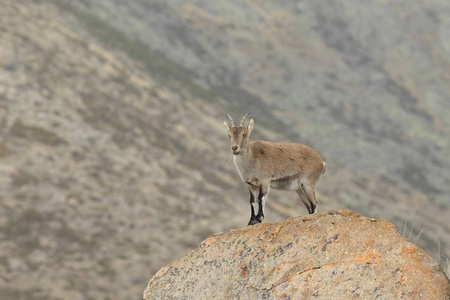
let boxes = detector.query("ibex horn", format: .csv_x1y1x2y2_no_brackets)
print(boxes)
227,113,236,127
240,112,251,126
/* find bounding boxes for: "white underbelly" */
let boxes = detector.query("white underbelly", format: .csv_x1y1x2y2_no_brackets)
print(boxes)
270,179,299,191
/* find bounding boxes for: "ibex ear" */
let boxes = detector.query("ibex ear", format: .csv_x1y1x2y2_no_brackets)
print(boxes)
223,121,231,131
247,119,254,134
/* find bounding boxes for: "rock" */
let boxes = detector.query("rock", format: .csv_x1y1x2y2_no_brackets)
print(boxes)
143,210,450,299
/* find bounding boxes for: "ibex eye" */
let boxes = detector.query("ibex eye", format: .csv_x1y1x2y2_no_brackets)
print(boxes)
243,133,247,137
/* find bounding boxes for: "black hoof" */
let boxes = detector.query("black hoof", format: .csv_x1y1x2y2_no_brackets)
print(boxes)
248,218,262,226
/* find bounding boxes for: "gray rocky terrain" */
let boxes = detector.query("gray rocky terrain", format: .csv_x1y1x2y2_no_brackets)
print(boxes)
0,0,449,299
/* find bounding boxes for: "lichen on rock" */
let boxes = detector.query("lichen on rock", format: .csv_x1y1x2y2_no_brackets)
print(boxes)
143,210,450,299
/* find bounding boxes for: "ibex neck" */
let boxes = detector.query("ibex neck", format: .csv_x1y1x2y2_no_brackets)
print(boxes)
237,142,252,159
232,142,253,181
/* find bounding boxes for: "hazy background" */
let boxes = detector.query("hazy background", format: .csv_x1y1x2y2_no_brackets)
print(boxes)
1,0,449,299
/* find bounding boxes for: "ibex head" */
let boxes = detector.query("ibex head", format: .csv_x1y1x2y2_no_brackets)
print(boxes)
223,112,254,155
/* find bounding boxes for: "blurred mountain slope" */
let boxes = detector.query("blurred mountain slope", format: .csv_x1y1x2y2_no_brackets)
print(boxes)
0,1,284,299
58,0,450,260
0,0,449,299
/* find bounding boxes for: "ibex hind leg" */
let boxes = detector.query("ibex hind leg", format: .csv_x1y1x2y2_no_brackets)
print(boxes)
255,184,268,222
296,188,313,214
299,183,318,214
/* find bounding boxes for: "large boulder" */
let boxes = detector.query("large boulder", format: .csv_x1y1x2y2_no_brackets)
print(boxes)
143,210,450,299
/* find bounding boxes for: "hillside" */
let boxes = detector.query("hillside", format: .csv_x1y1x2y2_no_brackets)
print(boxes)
144,210,450,299
49,0,450,268
53,0,450,250
0,0,449,299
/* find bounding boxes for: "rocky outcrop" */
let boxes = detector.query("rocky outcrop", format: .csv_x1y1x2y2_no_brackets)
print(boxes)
143,210,450,299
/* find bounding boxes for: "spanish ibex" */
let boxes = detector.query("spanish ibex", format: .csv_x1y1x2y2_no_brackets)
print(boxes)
224,113,326,225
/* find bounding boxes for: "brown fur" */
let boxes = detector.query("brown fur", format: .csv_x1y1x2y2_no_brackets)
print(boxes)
224,114,325,224
249,141,323,181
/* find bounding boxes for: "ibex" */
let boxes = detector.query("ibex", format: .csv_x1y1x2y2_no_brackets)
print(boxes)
224,113,326,225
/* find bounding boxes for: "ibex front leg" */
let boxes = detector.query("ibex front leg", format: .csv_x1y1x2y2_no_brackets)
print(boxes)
248,183,269,225
247,186,259,225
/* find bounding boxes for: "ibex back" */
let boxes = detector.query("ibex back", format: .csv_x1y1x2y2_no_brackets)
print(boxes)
224,113,326,225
